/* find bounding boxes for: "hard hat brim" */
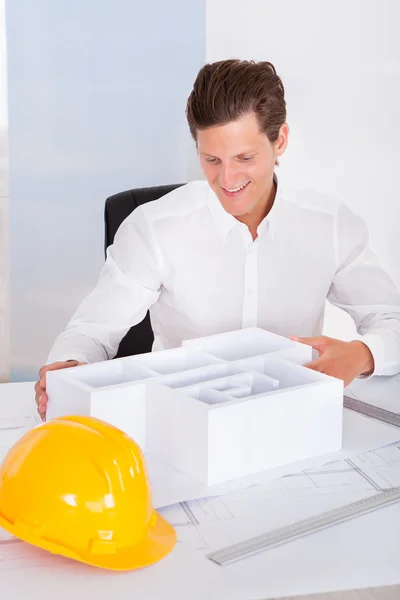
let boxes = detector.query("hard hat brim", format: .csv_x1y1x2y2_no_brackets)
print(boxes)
0,510,176,571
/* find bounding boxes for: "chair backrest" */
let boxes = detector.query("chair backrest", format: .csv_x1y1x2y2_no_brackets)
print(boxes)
104,183,184,358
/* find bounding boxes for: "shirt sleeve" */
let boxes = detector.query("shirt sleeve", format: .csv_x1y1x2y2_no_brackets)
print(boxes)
46,206,163,364
327,203,400,377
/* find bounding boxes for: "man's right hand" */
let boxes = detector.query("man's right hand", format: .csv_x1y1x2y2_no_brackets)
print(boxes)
35,360,87,421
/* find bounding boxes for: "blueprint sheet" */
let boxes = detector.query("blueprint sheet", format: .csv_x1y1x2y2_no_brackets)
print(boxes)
157,440,400,554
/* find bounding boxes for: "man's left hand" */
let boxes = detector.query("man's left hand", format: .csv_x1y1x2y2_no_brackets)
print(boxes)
289,335,375,387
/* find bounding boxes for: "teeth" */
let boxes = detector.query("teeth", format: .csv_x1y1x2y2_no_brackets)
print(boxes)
226,182,248,193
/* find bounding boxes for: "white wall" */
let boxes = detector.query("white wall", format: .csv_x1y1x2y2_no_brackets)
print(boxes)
7,0,205,381
207,0,400,341
0,0,9,381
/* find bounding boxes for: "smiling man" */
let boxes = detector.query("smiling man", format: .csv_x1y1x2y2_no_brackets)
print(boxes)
35,59,400,419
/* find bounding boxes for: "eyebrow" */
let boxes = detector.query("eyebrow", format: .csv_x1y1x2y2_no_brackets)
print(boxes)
200,150,258,158
237,150,258,157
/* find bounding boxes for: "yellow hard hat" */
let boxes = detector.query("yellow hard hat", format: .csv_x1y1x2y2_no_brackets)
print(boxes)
0,415,176,570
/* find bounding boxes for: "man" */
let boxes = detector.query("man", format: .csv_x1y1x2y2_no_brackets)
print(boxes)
35,59,400,419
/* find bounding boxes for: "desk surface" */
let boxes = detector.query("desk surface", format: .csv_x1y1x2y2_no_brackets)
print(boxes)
274,585,400,599
1,381,400,600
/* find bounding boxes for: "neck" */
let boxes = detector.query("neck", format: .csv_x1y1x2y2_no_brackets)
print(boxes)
236,179,277,240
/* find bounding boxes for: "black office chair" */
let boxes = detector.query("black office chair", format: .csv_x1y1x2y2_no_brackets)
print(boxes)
104,183,185,358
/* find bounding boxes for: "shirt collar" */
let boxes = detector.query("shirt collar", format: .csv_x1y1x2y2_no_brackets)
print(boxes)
205,172,282,242
257,173,282,241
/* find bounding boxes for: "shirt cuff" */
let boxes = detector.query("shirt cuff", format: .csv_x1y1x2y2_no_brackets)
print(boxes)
355,333,385,379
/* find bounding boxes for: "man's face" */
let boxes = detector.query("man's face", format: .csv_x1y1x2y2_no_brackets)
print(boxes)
197,112,287,218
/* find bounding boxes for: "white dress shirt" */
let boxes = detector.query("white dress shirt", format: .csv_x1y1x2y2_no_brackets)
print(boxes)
47,177,400,377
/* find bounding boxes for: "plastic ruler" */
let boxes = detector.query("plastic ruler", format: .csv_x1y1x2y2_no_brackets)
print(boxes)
343,394,400,428
206,487,400,566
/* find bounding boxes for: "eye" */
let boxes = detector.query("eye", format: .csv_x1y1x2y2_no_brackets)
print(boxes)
205,157,219,164
239,156,254,162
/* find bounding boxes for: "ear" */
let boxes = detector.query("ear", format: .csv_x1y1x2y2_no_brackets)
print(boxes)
275,123,289,159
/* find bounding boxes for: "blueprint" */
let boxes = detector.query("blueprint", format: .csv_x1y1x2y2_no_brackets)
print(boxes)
157,441,400,554
0,533,71,572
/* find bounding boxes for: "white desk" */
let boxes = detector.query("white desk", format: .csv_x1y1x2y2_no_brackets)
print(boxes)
1,381,400,600
273,585,400,599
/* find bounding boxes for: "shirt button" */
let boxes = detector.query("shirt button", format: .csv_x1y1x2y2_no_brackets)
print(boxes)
247,290,253,296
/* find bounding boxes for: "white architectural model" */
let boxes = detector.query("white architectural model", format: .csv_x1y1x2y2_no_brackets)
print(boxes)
46,328,344,485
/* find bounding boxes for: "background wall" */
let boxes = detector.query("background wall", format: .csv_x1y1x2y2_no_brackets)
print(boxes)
5,1,400,381
207,0,400,341
6,0,205,381
0,0,9,382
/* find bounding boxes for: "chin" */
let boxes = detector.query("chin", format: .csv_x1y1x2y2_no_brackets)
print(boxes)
225,206,248,217
224,207,252,219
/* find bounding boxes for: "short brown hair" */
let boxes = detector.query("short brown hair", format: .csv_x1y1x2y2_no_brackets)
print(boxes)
186,59,286,143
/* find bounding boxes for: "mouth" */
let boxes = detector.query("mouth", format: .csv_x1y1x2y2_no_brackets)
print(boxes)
220,181,251,198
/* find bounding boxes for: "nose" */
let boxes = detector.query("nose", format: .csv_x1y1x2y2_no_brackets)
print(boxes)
218,163,241,190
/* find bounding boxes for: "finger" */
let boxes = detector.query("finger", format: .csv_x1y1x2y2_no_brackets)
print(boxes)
38,393,48,411
34,380,43,395
290,335,327,347
37,405,46,421
35,390,48,407
35,385,41,406
39,360,80,379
